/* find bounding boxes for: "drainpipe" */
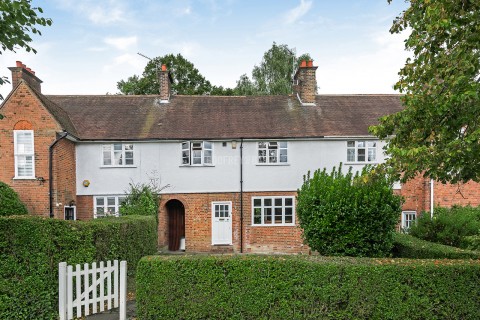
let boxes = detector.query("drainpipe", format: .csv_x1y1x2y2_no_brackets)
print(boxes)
240,138,244,253
430,179,434,218
49,132,69,218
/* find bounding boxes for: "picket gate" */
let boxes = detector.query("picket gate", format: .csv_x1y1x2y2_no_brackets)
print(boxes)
58,260,127,320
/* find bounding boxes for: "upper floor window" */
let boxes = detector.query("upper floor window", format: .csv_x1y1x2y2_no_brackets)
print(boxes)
182,141,213,165
347,141,376,162
252,196,295,226
14,130,35,178
103,143,134,166
258,142,288,164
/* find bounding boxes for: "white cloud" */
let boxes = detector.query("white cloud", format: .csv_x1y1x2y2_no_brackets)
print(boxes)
104,36,137,51
52,0,127,25
285,0,313,24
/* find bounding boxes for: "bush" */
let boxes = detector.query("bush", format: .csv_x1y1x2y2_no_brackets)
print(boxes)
297,165,403,257
0,215,157,319
120,182,159,216
137,255,480,320
392,233,480,259
0,181,28,216
409,206,480,248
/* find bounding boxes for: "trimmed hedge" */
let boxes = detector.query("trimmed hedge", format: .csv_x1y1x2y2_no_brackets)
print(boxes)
137,255,480,320
0,215,157,320
0,181,28,216
392,233,480,259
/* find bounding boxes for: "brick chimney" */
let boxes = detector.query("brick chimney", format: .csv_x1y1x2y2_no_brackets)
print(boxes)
8,61,43,92
157,64,171,102
293,60,317,106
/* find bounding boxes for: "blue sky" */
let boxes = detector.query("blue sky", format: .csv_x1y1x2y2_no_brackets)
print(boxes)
0,0,410,97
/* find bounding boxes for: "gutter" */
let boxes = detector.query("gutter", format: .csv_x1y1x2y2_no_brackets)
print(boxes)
430,179,434,218
240,138,244,253
49,132,69,218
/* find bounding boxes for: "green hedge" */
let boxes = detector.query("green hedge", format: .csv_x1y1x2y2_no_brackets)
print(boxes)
392,233,480,259
137,255,480,320
0,181,28,216
0,215,157,320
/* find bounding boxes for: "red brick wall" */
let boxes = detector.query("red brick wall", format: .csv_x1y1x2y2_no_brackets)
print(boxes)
433,180,480,208
52,138,77,219
0,82,62,216
76,195,93,220
159,191,309,254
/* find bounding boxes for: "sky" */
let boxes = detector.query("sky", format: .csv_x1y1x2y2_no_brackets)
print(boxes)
0,0,411,98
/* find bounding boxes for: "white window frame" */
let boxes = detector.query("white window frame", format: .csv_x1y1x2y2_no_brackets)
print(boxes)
347,140,377,163
14,130,35,179
94,195,127,218
64,206,76,220
102,143,134,167
257,141,288,165
252,196,295,226
181,141,214,166
401,211,416,231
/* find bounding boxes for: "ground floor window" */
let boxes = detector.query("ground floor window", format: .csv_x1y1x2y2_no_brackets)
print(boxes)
94,196,126,218
252,196,295,226
401,211,416,231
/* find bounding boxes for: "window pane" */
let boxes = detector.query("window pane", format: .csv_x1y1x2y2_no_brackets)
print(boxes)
367,141,376,148
357,149,365,162
368,149,376,162
253,199,261,207
118,197,126,205
279,149,287,163
275,198,282,206
103,151,112,165
264,208,272,224
274,208,283,223
285,207,293,223
17,155,33,176
347,141,355,147
264,198,272,206
96,207,105,214
279,142,287,148
268,142,278,149
107,197,116,206
347,149,355,162
258,150,266,163
204,141,212,150
114,144,122,151
258,142,266,149
285,198,293,206
114,151,122,165
254,208,262,224
182,142,189,149
96,197,104,206
192,142,202,150
269,149,277,163
182,150,190,164
124,144,133,150
357,141,365,148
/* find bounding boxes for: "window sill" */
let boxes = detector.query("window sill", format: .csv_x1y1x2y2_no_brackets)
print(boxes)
13,177,36,180
345,162,378,165
179,164,215,167
252,223,296,227
256,163,290,166
100,165,137,168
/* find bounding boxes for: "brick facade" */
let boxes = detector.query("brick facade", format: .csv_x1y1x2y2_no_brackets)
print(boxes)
51,138,77,218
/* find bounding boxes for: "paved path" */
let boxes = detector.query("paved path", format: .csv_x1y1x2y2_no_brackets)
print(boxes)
85,300,136,320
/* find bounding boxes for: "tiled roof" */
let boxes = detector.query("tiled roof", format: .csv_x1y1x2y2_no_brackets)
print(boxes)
45,94,403,140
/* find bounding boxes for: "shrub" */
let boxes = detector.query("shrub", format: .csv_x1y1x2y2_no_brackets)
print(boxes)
392,233,480,259
409,206,480,248
297,165,403,257
0,215,157,319
0,181,28,216
120,182,159,216
137,255,480,320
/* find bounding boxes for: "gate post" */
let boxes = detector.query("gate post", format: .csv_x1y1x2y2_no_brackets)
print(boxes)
58,262,67,320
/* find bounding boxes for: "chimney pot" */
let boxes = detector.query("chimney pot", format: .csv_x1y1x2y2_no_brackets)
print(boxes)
300,60,307,67
26,67,32,73
161,64,167,71
307,60,313,67
293,59,317,105
16,61,23,67
9,61,43,92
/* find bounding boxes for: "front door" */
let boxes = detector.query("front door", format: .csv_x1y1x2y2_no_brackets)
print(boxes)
166,200,185,251
64,206,76,220
212,202,232,245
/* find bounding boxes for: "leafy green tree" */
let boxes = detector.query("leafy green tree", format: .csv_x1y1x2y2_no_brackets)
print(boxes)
235,43,311,95
117,53,233,96
370,0,480,183
119,182,160,217
297,165,402,257
0,0,52,100
0,181,28,215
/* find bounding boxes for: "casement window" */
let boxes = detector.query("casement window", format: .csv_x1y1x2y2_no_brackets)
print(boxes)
102,144,134,166
14,130,35,178
347,140,376,162
252,196,295,226
94,196,126,218
181,141,213,165
258,142,288,164
401,211,416,231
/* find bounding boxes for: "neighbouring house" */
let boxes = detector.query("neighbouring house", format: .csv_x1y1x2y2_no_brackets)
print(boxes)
0,61,478,253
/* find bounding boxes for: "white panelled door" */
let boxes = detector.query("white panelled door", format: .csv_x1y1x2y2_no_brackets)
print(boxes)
212,202,232,245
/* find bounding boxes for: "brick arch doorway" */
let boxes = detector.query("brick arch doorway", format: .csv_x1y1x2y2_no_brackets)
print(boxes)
166,199,185,251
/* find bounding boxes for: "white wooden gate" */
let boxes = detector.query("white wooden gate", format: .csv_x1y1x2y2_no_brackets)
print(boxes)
58,260,127,320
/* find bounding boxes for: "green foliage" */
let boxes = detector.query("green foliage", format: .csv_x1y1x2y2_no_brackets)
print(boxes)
237,42,311,95
0,0,52,100
409,206,480,248
392,233,480,259
119,182,160,217
117,53,231,96
137,255,480,320
297,165,403,257
0,215,157,319
371,0,480,183
0,181,28,215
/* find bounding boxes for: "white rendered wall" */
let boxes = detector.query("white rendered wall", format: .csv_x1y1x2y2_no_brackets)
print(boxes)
75,139,388,196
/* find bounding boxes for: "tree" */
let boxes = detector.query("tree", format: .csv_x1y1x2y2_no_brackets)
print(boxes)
0,181,28,216
0,0,52,99
370,0,480,183
296,165,402,257
237,42,311,95
117,53,233,96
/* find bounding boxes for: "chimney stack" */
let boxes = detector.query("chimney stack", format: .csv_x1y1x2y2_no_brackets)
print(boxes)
8,61,43,92
158,64,171,103
293,60,317,106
